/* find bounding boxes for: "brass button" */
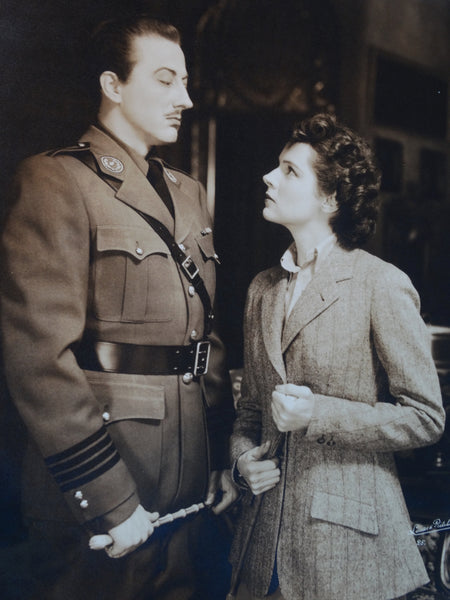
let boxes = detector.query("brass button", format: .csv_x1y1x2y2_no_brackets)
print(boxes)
135,247,143,255
188,285,196,297
182,372,194,384
102,411,111,422
80,499,89,509
190,330,198,341
178,243,186,252
74,490,83,500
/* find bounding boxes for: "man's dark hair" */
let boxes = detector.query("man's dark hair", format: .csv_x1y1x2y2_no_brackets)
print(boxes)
288,113,381,249
88,15,181,101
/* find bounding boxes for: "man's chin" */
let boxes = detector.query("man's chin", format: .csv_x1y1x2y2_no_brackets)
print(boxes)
155,131,179,146
147,127,179,146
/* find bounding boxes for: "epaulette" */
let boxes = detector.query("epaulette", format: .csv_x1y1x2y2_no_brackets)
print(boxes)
47,142,91,157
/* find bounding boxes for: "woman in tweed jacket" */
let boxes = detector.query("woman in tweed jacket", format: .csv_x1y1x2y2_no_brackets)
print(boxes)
230,114,445,600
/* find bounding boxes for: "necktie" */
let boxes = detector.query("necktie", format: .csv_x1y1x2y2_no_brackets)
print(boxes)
146,159,175,218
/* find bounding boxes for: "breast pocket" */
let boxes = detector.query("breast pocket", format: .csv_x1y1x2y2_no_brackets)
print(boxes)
93,226,178,323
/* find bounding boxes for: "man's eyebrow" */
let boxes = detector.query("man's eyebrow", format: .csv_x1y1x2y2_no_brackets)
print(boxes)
155,67,189,81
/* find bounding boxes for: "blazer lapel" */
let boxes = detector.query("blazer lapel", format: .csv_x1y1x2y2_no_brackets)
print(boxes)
281,246,354,353
261,270,289,382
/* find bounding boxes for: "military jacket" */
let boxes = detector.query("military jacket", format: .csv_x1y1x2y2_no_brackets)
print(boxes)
1,126,233,532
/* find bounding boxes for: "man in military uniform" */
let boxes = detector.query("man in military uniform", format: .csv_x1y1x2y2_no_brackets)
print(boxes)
1,16,237,600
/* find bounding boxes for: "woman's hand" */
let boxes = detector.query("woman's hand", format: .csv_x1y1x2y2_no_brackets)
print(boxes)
236,440,281,495
271,383,315,433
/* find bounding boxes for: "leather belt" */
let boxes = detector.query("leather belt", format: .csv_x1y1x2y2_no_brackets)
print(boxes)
75,339,211,376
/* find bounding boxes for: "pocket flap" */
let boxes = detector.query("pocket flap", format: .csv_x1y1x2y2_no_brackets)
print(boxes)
85,370,165,422
310,490,378,535
196,233,219,262
96,226,169,260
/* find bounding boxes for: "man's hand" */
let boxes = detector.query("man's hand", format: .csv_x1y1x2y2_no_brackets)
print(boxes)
206,469,240,514
271,383,315,433
90,504,159,558
236,441,280,496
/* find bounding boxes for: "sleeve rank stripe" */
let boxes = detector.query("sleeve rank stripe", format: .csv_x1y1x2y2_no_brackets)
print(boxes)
53,444,118,485
47,436,113,476
60,453,121,493
45,426,108,466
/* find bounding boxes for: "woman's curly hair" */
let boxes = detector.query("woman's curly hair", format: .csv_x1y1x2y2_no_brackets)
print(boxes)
289,113,381,249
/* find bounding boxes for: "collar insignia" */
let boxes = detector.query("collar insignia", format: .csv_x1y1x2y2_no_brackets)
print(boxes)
100,156,124,173
164,168,177,183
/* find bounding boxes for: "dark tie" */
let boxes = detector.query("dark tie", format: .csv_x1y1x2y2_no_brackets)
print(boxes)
146,159,175,218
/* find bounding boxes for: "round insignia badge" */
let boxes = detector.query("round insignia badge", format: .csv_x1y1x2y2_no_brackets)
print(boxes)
100,156,124,173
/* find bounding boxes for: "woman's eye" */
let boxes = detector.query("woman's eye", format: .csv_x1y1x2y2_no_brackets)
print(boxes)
159,79,172,86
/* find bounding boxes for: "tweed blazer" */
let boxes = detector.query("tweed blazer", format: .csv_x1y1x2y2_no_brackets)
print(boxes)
1,125,232,533
230,245,445,600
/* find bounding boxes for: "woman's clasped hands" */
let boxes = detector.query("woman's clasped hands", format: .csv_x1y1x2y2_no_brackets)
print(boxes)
271,383,315,433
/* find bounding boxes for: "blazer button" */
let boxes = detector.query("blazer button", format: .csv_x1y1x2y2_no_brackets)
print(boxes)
102,411,111,422
182,372,194,384
135,247,143,256
80,499,89,509
188,285,196,297
190,330,198,341
74,490,83,500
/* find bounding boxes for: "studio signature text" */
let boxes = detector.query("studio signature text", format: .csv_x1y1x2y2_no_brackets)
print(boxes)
410,518,450,536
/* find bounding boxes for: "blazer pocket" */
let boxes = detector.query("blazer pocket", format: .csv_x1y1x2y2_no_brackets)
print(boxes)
93,225,177,323
310,490,379,535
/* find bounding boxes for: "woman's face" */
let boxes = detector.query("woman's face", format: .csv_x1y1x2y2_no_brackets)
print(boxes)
262,143,328,230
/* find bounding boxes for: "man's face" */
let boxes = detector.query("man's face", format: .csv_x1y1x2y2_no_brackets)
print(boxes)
116,34,193,148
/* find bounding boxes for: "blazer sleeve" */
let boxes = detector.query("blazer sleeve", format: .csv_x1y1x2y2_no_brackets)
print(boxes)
1,155,139,531
230,275,266,465
305,262,445,451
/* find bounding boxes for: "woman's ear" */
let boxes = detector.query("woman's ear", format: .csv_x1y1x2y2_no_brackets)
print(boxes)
99,71,122,104
321,193,338,214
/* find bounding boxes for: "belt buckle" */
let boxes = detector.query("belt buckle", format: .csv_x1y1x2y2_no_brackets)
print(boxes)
181,256,199,280
193,341,210,376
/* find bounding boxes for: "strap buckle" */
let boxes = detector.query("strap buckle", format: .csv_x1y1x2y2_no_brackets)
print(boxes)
194,341,211,376
181,255,199,280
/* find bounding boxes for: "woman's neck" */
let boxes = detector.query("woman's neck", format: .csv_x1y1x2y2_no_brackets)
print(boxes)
290,223,334,265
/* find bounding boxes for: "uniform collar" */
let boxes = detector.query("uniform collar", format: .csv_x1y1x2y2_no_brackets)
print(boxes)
95,121,149,176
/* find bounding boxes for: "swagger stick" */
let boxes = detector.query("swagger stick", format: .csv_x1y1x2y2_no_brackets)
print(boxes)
89,501,207,551
226,432,285,600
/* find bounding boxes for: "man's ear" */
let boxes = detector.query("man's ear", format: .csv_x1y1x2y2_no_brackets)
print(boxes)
321,193,338,214
99,71,122,103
